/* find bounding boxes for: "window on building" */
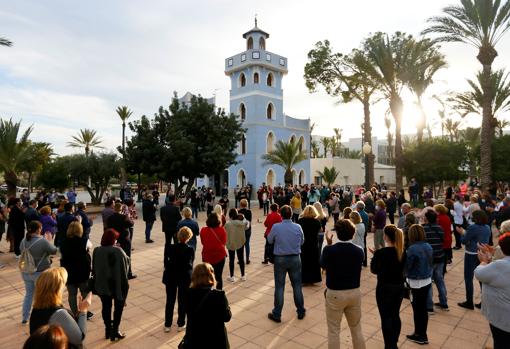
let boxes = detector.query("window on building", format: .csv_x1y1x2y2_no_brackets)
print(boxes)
240,73,246,87
254,72,259,84
241,135,246,154
247,37,253,50
290,135,296,144
259,37,266,50
267,72,273,87
240,103,246,120
298,136,304,152
266,132,274,153
267,103,274,119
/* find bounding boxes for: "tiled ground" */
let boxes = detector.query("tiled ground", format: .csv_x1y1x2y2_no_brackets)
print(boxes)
0,204,494,348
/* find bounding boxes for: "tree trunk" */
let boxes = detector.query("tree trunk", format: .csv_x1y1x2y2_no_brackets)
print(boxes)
480,63,494,190
137,173,142,202
4,171,17,198
120,123,127,187
28,172,33,194
363,101,375,187
284,169,292,185
390,94,404,192
416,99,426,143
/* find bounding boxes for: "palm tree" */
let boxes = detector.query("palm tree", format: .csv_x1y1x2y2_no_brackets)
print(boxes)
461,127,481,176
406,39,447,143
496,119,510,137
320,137,330,158
67,128,104,156
309,122,316,158
332,128,342,156
423,0,510,188
384,115,394,164
444,118,463,142
0,37,12,47
433,95,448,137
311,140,320,158
363,32,415,191
345,149,362,159
305,41,379,186
116,106,133,186
20,142,54,193
316,166,340,186
262,140,307,185
0,119,33,197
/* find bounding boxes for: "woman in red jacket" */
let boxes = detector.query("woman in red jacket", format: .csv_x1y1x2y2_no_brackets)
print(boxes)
200,213,227,290
435,204,453,271
262,203,282,264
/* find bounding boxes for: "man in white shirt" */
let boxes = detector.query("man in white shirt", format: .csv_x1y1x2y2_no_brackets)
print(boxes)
452,196,465,249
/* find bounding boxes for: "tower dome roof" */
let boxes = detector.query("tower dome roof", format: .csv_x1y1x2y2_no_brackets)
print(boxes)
242,18,269,38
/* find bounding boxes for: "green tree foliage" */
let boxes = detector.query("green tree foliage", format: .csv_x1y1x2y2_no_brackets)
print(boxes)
36,158,71,192
64,153,120,205
0,118,33,197
67,128,104,156
262,140,307,185
124,94,244,195
401,138,467,193
320,137,330,157
311,140,320,158
19,142,53,192
316,166,340,186
423,0,510,188
492,135,510,184
461,127,481,176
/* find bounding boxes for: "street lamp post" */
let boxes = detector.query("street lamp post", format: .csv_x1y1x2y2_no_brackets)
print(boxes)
362,142,372,191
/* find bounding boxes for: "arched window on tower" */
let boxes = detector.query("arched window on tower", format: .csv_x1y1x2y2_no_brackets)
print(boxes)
254,72,259,84
240,103,246,120
241,135,247,155
267,72,273,87
259,37,266,50
247,37,253,50
240,73,246,87
266,132,274,153
267,103,274,120
298,136,305,152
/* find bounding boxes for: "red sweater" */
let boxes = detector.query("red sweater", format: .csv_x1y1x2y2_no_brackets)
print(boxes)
264,211,282,237
437,213,452,249
200,226,227,264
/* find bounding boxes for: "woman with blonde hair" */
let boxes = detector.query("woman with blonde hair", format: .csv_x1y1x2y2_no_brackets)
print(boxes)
371,225,406,349
182,263,231,349
214,204,226,226
298,205,322,284
176,207,200,252
59,221,92,318
350,211,365,250
343,206,353,220
290,191,302,222
313,202,328,257
29,267,92,348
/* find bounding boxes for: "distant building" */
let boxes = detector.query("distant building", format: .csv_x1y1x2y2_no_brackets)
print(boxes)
225,21,311,188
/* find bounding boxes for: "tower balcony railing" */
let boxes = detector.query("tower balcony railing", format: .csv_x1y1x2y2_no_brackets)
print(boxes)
225,49,288,75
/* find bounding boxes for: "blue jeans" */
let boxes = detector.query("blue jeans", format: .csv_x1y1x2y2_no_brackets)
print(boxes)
21,272,41,321
272,255,305,319
464,253,480,303
145,220,154,240
191,206,198,219
427,262,448,308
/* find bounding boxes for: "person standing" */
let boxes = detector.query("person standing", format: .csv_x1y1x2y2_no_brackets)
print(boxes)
224,208,248,282
373,200,387,250
452,196,465,249
75,202,94,241
107,203,136,279
386,192,397,225
101,199,115,230
290,192,302,222
38,206,57,238
238,199,252,265
25,200,40,225
160,194,182,245
371,225,405,349
9,198,27,257
313,202,328,258
355,201,370,267
297,205,322,285
92,229,130,342
320,219,365,349
263,203,282,264
176,207,200,252
142,194,157,243
405,224,433,345
200,213,227,290
350,211,365,251
267,205,305,322
162,227,194,333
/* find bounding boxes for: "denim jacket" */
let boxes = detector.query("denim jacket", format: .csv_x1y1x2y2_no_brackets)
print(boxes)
405,241,433,280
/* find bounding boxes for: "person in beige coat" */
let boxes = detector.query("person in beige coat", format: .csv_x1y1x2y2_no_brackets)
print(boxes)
225,208,249,282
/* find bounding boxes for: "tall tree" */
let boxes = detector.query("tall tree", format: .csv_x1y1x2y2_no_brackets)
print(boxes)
433,95,448,137
67,128,104,156
320,137,330,158
423,0,510,188
20,142,53,193
461,127,481,176
444,118,463,142
305,41,379,185
363,32,416,191
384,115,394,164
316,166,340,186
116,106,133,186
496,119,510,137
0,37,12,47
406,39,447,143
311,140,320,158
262,140,307,185
0,119,33,197
309,122,316,158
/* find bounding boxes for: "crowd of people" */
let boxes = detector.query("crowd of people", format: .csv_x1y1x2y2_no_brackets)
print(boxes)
2,177,510,349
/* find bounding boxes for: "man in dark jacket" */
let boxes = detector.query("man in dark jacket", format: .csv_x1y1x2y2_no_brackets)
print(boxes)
108,203,136,279
24,200,40,225
142,194,157,243
160,194,182,244
423,210,448,312
56,202,77,247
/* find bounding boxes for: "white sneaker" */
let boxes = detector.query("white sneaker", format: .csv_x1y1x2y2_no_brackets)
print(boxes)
177,325,186,332
164,326,171,333
241,275,247,281
227,276,236,283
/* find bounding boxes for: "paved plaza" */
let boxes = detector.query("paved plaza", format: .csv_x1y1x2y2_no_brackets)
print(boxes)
0,204,494,349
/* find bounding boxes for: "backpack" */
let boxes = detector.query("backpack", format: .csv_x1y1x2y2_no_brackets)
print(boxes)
19,238,44,274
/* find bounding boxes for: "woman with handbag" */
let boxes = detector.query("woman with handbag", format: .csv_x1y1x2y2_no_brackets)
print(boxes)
200,213,227,290
59,221,93,319
181,263,231,349
92,228,130,341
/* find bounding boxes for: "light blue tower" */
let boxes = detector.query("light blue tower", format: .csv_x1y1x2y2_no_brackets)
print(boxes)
225,20,310,189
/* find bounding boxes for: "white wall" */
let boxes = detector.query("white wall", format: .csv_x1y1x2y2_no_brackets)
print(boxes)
311,158,395,186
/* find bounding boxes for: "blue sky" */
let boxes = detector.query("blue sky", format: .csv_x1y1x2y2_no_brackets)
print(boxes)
1,0,509,155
